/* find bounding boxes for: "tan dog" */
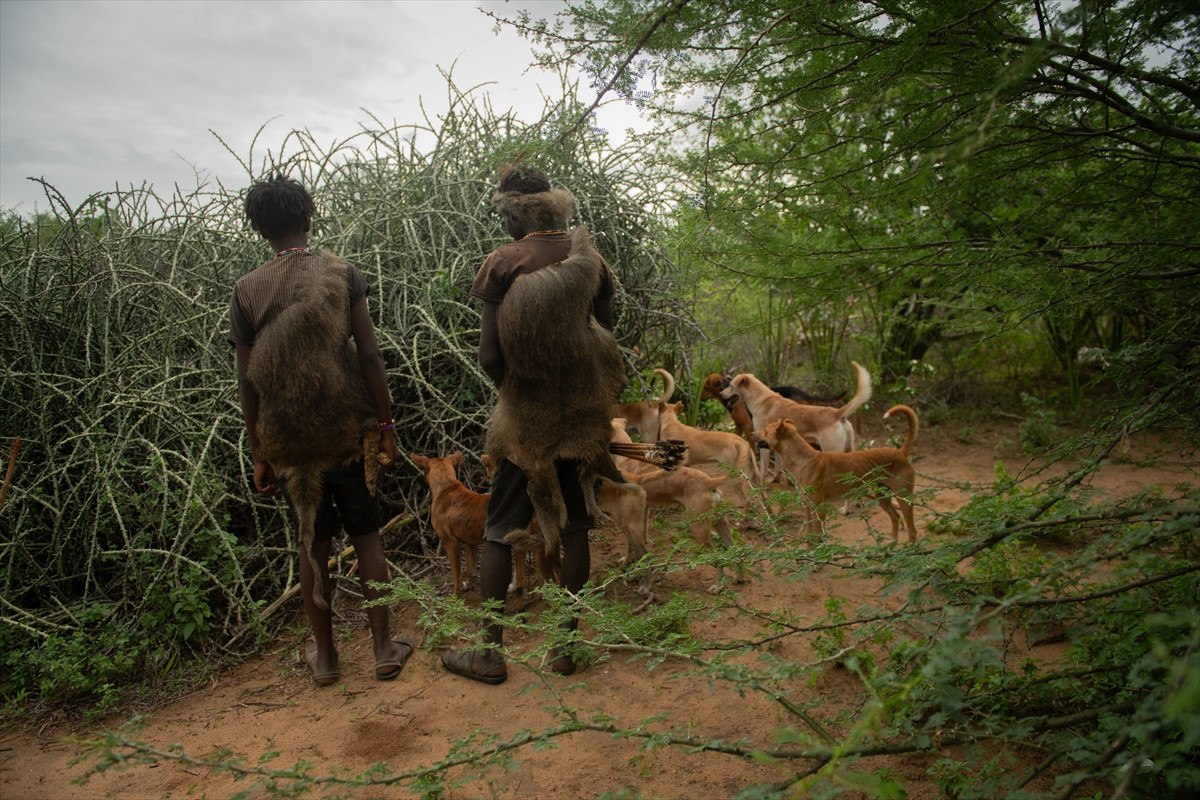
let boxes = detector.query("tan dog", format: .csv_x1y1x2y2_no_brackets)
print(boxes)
760,404,919,542
611,420,741,586
410,452,540,596
655,401,760,485
721,362,872,453
700,373,845,441
612,368,673,441
595,479,650,565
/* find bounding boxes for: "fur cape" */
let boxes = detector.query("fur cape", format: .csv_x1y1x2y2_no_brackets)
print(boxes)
484,225,627,557
246,252,379,610
490,164,576,232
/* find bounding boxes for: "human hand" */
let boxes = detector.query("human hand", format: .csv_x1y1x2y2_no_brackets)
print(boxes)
253,459,277,495
377,429,399,470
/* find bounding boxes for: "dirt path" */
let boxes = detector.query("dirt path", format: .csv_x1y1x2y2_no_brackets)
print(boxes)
2,421,1195,799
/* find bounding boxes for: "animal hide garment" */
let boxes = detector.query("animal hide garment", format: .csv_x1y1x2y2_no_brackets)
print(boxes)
484,225,627,556
247,253,378,610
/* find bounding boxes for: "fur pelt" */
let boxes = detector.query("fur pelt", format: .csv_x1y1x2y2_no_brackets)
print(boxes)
246,252,378,610
484,225,627,557
490,164,576,232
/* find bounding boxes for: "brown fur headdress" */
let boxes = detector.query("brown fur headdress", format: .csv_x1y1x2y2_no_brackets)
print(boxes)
490,163,576,232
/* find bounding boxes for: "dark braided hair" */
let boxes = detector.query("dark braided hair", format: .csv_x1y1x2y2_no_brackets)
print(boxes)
497,166,551,195
244,174,316,238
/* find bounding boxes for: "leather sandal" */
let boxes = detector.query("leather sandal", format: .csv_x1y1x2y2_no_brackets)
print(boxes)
441,648,507,685
304,642,339,687
374,638,414,681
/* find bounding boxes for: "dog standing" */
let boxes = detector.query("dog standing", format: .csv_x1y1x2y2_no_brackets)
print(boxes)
760,404,919,542
611,419,742,586
477,453,648,572
700,372,845,442
721,362,872,453
410,452,542,596
655,401,760,484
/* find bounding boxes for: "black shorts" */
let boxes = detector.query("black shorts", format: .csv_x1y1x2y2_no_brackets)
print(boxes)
282,460,382,542
484,457,594,544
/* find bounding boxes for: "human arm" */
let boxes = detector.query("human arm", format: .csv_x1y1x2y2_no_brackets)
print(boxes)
478,300,506,385
235,343,276,495
350,296,399,467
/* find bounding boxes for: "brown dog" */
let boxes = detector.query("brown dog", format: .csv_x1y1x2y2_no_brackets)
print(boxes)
655,401,760,484
760,404,918,542
611,419,741,586
410,452,541,596
700,373,756,441
721,362,872,453
612,368,674,441
477,453,647,570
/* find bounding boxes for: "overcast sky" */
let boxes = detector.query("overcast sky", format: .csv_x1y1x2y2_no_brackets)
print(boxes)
0,0,646,214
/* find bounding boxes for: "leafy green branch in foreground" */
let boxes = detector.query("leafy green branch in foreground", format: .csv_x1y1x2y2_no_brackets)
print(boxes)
79,476,1200,798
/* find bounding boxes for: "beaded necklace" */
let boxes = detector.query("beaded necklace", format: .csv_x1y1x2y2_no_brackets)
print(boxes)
274,246,308,258
522,229,567,239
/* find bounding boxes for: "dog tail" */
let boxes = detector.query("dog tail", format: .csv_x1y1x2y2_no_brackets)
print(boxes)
883,404,919,457
654,368,675,404
837,362,872,420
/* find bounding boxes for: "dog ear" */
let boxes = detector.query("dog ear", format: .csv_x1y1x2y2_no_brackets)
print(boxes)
409,453,428,468
449,451,462,468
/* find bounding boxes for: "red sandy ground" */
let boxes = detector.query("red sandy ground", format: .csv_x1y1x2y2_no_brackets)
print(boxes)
2,420,1195,800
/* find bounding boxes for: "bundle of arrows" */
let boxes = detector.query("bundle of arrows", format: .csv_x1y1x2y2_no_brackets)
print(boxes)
609,439,687,471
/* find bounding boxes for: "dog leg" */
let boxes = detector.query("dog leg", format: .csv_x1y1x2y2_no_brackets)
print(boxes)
878,497,902,543
464,541,478,592
443,536,462,595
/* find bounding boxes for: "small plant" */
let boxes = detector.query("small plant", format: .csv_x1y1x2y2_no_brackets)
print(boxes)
1018,392,1059,455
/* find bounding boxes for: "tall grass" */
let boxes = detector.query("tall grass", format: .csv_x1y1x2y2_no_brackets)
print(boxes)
0,79,695,711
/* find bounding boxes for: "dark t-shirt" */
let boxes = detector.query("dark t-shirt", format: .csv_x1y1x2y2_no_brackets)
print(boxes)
227,250,367,346
470,233,615,306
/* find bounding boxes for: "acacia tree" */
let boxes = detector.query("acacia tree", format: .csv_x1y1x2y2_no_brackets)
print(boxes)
454,2,1200,796
497,0,1198,393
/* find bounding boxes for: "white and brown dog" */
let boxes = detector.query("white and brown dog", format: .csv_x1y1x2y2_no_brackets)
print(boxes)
759,404,919,542
721,362,872,453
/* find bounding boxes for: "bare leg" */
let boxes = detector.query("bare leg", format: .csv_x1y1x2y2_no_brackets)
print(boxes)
478,539,512,646
352,530,410,676
560,527,590,596
547,527,591,675
441,539,511,684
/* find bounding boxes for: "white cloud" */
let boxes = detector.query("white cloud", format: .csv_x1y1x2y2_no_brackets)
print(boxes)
0,0,646,213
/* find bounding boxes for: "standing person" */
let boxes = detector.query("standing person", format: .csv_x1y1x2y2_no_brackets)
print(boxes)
229,174,413,686
440,165,619,685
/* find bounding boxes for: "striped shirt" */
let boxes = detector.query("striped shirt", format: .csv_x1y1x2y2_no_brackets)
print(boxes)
227,250,367,346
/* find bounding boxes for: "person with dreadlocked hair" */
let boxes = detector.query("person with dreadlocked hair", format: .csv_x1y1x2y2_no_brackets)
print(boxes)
440,164,625,685
230,174,414,686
